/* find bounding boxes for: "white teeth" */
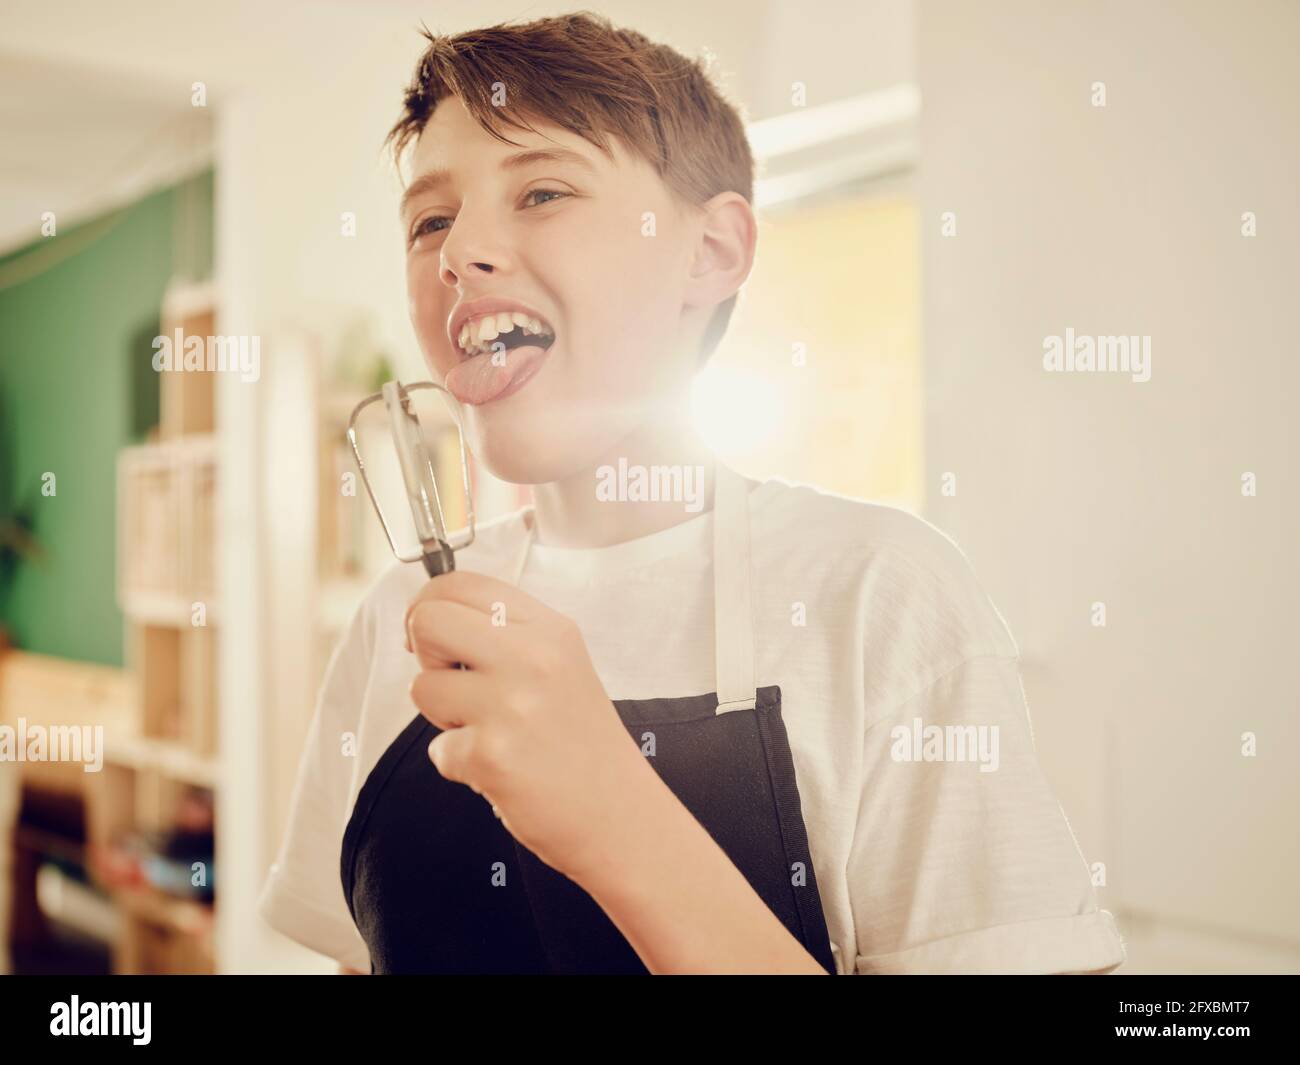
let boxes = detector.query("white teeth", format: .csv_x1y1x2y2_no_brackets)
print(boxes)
457,310,554,356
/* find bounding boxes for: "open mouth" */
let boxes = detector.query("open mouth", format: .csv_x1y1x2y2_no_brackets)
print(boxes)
446,310,557,406
456,312,556,360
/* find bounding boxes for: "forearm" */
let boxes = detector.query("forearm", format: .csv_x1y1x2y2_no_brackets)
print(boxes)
571,769,828,975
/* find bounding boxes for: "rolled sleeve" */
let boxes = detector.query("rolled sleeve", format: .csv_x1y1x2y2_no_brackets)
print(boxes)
857,910,1125,974
848,654,1126,974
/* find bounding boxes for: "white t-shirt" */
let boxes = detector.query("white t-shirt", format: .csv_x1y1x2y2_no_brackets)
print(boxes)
257,476,1126,974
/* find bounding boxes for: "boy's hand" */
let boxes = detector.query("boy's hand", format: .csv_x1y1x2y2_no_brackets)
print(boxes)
404,569,658,880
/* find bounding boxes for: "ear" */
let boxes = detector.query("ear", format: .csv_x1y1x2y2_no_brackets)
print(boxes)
683,191,757,311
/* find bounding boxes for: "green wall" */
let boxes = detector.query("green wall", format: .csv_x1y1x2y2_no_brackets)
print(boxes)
0,169,214,665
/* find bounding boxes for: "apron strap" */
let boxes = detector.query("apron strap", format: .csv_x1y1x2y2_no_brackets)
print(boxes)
713,462,758,714
510,506,538,587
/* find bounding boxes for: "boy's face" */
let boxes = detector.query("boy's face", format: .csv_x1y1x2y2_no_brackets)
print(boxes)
403,96,703,484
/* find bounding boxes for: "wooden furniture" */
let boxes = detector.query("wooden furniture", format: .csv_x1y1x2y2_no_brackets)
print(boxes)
102,279,219,972
0,649,213,973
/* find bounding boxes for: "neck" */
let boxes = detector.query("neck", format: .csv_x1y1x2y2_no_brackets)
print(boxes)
530,410,717,549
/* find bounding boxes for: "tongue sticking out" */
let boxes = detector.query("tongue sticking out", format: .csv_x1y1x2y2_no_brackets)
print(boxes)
445,339,552,406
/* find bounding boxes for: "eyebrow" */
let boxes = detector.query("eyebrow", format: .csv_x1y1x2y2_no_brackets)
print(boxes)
399,147,597,217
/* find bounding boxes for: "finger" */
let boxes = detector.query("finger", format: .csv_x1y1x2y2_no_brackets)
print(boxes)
428,729,508,827
406,598,481,670
407,596,525,672
409,662,497,729
404,568,547,647
426,724,487,791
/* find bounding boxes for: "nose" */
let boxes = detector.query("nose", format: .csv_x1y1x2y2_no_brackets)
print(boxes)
438,201,510,288
439,256,492,288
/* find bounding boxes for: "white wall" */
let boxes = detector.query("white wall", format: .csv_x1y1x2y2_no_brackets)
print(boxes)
919,0,1300,967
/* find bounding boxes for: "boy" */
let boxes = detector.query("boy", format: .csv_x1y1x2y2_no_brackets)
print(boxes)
258,12,1125,975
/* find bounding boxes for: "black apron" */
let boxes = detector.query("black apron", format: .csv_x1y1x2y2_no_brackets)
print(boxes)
340,463,837,974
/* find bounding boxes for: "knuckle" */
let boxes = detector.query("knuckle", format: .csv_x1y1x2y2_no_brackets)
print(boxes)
408,672,442,720
504,684,540,717
408,600,445,644
521,644,554,677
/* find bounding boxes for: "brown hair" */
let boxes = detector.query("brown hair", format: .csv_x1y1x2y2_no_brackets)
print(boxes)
385,11,755,363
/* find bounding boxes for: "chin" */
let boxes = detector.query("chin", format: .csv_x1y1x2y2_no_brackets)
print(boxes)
464,419,584,486
463,401,630,488
470,436,571,485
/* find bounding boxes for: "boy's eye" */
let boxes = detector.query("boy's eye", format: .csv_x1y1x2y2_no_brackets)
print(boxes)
408,189,570,248
409,215,450,246
522,187,570,208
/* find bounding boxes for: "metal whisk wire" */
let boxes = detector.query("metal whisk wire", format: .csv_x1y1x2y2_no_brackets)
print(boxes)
345,380,475,577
